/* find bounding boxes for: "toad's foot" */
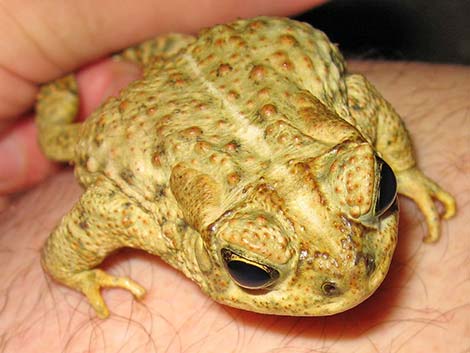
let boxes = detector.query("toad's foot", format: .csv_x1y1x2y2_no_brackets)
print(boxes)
69,269,146,319
396,167,456,243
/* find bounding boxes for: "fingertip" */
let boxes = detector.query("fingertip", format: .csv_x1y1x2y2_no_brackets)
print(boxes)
75,59,141,119
0,117,59,195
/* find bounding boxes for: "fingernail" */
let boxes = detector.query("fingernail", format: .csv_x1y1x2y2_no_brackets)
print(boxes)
0,134,24,193
105,61,142,98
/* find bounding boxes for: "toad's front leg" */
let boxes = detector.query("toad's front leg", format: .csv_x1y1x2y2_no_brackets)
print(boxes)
346,74,456,242
41,177,160,318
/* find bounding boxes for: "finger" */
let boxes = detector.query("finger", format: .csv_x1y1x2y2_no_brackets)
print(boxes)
0,117,58,195
75,59,142,119
0,0,325,120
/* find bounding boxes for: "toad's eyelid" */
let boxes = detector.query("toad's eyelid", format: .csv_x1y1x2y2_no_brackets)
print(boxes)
221,248,279,289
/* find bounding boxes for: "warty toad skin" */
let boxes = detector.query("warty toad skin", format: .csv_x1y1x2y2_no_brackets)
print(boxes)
36,17,456,318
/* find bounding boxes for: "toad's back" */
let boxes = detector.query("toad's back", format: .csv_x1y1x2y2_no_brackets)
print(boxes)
73,17,356,199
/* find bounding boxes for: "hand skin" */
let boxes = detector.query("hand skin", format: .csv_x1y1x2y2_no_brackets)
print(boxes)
0,61,468,353
0,0,324,195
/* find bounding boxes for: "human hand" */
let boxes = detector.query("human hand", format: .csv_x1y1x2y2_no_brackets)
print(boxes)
0,61,467,353
0,0,324,195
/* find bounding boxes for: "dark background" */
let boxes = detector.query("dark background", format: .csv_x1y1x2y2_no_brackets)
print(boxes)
295,0,470,65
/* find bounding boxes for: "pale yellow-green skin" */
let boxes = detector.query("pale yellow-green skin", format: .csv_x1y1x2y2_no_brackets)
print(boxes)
36,17,456,319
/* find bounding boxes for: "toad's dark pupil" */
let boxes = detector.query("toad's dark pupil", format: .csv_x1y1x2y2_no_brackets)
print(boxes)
226,260,272,289
376,158,397,217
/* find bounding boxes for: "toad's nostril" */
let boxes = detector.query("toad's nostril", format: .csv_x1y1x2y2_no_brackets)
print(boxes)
321,281,342,297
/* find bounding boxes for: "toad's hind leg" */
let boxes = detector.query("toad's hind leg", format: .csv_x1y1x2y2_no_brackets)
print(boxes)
346,74,456,242
41,178,160,318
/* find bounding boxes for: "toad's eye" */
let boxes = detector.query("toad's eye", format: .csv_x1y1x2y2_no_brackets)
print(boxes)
221,248,279,289
375,157,398,217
